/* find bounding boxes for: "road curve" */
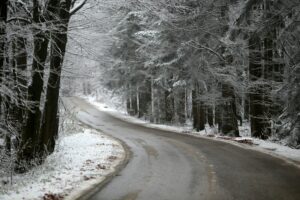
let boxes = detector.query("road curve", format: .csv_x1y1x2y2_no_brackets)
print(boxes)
64,97,300,200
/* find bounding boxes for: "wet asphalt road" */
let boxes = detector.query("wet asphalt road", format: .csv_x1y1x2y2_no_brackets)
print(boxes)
65,97,300,200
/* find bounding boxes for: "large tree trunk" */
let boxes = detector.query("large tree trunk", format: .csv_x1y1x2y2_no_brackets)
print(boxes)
174,86,186,124
40,0,72,155
0,0,7,70
192,84,205,131
249,34,271,139
127,84,138,116
0,0,7,111
11,36,27,126
207,106,214,127
243,94,250,121
150,77,155,122
215,103,223,133
264,29,284,129
18,0,58,167
165,89,174,123
136,86,140,117
220,84,239,136
9,34,28,156
248,0,285,139
19,36,49,161
138,78,151,119
0,0,14,156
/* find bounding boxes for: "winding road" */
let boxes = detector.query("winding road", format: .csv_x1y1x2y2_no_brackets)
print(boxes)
64,97,300,200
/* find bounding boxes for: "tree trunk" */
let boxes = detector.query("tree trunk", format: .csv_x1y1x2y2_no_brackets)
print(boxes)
192,85,205,131
8,34,28,156
19,36,49,165
40,0,72,155
244,94,250,121
165,89,174,123
0,0,7,110
215,102,222,132
220,84,239,136
249,34,271,139
17,0,61,168
198,102,206,131
0,0,7,153
207,106,214,127
150,77,155,122
138,79,151,119
136,86,140,117
174,87,186,124
12,36,27,124
127,84,137,116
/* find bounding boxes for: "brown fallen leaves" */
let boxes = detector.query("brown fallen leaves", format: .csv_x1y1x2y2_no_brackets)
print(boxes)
96,164,106,170
83,175,95,181
43,193,64,200
107,156,118,162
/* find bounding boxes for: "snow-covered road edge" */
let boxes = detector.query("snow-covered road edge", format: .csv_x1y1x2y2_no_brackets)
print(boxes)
62,98,132,200
84,96,300,169
0,128,126,200
65,133,131,200
65,137,131,200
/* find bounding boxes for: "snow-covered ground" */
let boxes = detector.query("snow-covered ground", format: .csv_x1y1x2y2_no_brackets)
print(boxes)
86,96,300,164
0,127,125,200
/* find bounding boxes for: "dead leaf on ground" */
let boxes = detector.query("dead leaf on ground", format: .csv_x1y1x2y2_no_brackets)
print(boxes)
107,156,118,161
83,175,95,181
96,164,106,170
235,139,253,145
43,193,64,200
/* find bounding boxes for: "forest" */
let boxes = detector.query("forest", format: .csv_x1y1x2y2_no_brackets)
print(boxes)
0,0,299,174
101,0,300,145
0,0,87,172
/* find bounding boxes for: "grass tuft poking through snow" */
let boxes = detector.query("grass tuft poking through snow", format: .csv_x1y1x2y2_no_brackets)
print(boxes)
0,129,124,200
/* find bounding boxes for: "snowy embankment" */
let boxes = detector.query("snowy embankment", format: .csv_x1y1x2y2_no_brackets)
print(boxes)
0,128,125,200
86,96,300,166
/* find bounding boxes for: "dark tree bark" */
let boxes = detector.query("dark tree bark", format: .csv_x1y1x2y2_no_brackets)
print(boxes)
9,34,28,156
165,89,174,123
11,36,27,124
192,89,198,129
0,0,7,105
197,101,206,131
247,0,285,139
40,0,72,155
138,79,151,118
0,0,8,154
263,29,284,118
126,85,138,116
0,0,6,61
192,84,205,131
173,86,186,124
244,94,250,120
220,84,239,136
18,0,59,167
248,34,271,139
207,106,214,127
175,87,186,124
215,103,223,133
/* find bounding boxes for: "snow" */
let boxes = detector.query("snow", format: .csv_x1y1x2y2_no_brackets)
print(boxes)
86,96,300,164
0,138,4,146
173,80,186,87
86,95,126,114
0,128,124,200
135,30,160,39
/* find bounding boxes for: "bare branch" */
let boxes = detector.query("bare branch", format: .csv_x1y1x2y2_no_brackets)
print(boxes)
70,0,88,16
187,41,226,63
7,17,31,24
